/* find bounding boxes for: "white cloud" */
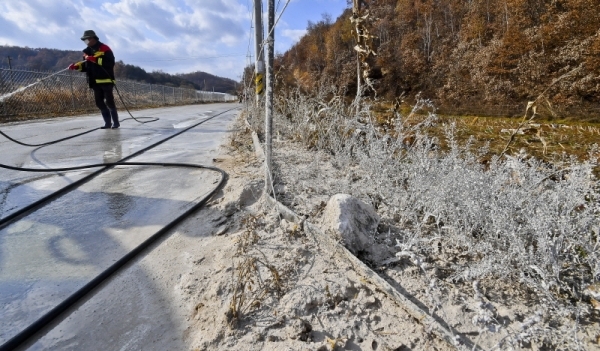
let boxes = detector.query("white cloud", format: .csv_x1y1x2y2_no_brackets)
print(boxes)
0,0,250,79
0,0,347,79
281,29,306,43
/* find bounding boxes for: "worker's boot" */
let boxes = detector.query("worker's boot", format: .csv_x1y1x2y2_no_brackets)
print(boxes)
109,108,120,129
100,109,111,129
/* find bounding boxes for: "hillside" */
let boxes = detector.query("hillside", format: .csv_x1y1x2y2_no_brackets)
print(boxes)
0,45,236,94
277,0,600,117
177,72,238,95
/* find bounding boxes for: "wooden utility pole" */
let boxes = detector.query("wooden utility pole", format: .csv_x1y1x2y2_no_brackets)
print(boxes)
264,0,274,194
253,0,265,104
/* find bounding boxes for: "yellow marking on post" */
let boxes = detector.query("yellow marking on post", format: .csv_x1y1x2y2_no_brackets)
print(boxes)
255,73,264,95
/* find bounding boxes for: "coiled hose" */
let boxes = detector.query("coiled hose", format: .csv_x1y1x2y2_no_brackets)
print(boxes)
0,66,160,147
0,78,238,350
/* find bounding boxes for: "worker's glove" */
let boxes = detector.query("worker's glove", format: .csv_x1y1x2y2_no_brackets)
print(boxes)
84,55,97,63
68,63,78,70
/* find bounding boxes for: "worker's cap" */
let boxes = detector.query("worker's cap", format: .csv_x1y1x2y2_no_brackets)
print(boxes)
80,30,99,41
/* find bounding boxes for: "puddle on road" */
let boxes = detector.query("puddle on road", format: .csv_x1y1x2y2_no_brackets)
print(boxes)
172,112,216,129
126,133,163,150
172,120,198,129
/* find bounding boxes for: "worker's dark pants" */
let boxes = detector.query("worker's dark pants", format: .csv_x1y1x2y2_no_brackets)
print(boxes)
93,84,119,127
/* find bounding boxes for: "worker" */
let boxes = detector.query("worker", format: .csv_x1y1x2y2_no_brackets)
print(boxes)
68,30,120,129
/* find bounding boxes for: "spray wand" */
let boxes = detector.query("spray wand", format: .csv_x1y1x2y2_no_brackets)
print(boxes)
0,67,70,103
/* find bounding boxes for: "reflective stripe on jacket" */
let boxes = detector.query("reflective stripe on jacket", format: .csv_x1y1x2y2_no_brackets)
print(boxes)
78,42,116,88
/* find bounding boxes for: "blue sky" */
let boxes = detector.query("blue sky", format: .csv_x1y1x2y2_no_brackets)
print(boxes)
0,0,348,80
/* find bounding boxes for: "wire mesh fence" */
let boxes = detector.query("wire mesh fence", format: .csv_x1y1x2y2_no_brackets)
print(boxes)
0,67,237,120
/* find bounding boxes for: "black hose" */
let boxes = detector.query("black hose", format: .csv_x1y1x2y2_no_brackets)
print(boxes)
0,161,225,173
112,82,160,124
0,102,159,148
0,106,239,350
0,162,227,351
0,107,238,229
0,62,226,147
1,67,156,147
0,128,101,147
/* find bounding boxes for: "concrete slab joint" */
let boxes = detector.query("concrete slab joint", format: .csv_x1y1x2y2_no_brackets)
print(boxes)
321,193,379,255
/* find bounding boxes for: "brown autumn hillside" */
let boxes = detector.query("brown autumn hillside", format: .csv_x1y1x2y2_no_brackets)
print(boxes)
276,0,600,117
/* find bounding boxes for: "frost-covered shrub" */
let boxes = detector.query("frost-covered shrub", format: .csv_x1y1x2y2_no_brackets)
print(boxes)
271,88,599,348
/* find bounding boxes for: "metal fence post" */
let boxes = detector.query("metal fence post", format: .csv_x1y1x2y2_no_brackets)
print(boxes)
162,85,166,105
8,68,14,121
5,67,14,121
150,84,153,105
42,72,50,110
7,65,13,91
69,70,76,111
134,82,137,106
1,69,6,118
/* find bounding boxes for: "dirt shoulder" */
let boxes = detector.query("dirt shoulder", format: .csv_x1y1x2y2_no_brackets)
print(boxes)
182,116,456,351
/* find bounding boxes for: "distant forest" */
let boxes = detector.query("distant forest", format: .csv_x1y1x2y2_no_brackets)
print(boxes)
0,45,237,94
276,0,600,116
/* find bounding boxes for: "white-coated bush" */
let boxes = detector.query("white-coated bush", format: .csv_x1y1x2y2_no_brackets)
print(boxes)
269,86,599,349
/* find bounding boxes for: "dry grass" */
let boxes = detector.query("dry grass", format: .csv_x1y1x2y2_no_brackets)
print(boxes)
371,101,600,177
226,214,284,329
1,88,96,120
1,77,227,122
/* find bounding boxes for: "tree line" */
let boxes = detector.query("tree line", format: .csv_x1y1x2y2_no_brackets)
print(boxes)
0,45,237,94
276,0,600,117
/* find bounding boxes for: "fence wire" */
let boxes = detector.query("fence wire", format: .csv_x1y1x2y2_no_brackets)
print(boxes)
0,68,237,120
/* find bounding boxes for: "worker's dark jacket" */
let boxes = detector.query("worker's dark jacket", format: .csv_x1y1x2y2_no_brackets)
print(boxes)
74,41,115,88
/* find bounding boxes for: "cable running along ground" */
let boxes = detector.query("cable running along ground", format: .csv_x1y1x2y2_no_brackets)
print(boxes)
0,103,239,350
0,65,160,147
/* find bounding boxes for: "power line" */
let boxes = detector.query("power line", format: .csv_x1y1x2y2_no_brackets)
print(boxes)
273,0,292,39
257,0,291,60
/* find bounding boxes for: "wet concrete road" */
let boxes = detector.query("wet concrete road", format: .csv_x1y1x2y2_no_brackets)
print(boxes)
0,104,240,347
